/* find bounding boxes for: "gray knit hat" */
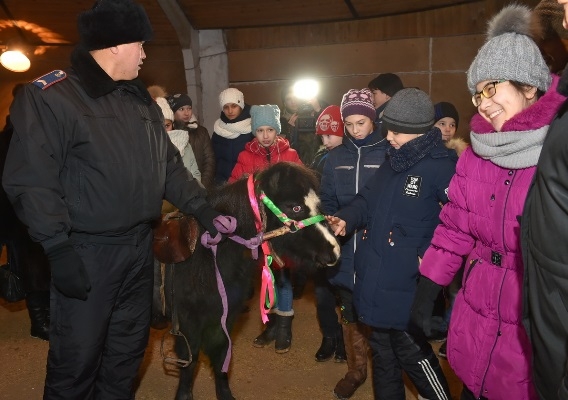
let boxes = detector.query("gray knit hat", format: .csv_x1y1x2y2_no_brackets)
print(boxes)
467,4,551,94
251,104,281,134
382,88,434,134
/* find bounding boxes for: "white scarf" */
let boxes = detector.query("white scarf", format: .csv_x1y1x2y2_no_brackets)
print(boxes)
168,129,190,156
187,114,198,130
213,117,252,139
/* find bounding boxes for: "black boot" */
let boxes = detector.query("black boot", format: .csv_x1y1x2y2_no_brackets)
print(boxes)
253,314,278,347
315,336,336,362
275,314,293,354
334,327,347,363
26,290,50,341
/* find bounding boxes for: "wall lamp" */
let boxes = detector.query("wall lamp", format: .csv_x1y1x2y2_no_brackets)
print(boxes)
0,44,30,72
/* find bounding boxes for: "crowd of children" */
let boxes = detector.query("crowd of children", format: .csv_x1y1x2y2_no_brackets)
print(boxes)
4,0,568,399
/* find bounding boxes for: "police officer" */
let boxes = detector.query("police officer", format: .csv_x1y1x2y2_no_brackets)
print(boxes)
2,0,222,398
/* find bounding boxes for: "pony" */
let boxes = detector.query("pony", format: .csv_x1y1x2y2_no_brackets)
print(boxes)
170,162,340,400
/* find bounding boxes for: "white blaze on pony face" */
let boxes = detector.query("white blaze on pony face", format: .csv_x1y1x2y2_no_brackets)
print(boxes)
304,189,341,264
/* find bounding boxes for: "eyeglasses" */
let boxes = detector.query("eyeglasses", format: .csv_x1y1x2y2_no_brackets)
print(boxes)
471,80,506,107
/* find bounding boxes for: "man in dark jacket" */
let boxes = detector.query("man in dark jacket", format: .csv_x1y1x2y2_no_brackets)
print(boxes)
522,1,568,399
1,1,221,399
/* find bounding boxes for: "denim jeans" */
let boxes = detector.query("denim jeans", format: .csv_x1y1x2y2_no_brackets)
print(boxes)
275,268,293,313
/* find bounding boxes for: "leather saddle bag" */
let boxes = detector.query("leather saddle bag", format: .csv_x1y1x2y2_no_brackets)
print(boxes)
153,212,199,264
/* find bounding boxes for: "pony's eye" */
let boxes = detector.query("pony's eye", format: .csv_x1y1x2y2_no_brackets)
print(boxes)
292,206,302,213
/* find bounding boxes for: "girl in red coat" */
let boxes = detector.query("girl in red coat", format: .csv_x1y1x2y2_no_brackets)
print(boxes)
230,104,301,353
229,104,301,183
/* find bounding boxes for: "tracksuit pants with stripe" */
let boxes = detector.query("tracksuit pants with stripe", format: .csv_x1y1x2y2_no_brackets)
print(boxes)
369,327,451,400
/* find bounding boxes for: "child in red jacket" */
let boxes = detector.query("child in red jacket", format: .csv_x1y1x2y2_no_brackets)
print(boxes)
229,104,301,183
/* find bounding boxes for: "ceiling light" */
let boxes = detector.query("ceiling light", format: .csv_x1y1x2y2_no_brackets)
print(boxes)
0,49,30,72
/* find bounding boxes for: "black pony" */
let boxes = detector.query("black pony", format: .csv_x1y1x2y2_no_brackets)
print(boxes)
171,162,340,400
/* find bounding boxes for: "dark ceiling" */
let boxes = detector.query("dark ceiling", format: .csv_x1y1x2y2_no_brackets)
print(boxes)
0,0,481,51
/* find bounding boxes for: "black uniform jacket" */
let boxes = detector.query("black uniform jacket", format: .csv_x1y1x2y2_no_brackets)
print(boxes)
2,46,207,250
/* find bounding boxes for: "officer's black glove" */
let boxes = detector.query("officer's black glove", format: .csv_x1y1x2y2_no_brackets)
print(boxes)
46,241,91,300
409,275,443,337
194,204,222,237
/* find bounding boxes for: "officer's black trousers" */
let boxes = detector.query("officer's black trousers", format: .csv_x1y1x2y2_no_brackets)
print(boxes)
369,328,451,400
43,228,153,400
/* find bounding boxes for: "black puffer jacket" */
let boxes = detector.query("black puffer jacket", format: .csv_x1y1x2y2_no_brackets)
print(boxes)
2,46,207,251
522,67,568,400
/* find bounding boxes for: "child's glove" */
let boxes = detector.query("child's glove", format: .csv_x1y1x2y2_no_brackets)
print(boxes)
409,275,443,337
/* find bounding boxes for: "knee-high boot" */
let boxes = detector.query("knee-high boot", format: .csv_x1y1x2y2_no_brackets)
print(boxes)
333,322,368,399
26,290,50,341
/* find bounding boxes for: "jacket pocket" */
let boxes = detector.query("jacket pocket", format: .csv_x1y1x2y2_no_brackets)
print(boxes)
389,217,438,249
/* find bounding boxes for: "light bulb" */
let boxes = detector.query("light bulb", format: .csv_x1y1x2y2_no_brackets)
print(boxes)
0,50,31,72
293,79,319,100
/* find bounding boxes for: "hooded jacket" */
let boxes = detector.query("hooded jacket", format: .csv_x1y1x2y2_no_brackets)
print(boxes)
336,128,457,329
2,46,207,251
228,136,301,182
420,75,565,400
319,131,388,290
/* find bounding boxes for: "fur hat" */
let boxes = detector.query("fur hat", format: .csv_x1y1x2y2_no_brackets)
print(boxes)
533,0,568,41
467,4,551,94
77,0,154,51
251,105,281,134
316,105,344,137
155,97,174,121
340,88,376,122
383,88,435,134
166,93,192,113
367,73,404,97
219,88,244,109
434,102,459,130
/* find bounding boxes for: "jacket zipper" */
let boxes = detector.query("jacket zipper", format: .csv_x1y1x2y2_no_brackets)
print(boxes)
479,171,515,398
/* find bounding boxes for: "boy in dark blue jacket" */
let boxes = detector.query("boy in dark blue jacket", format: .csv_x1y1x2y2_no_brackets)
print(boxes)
328,88,455,399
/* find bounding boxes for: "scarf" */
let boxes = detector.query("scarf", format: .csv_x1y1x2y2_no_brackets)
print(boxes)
470,127,547,169
388,128,442,172
168,129,190,156
187,115,198,130
214,105,252,139
468,74,566,169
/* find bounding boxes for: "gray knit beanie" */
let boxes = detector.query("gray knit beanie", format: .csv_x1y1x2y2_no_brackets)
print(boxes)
251,104,281,134
382,88,434,134
467,4,551,94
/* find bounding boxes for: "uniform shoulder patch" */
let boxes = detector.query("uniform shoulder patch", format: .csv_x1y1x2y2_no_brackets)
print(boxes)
32,70,67,90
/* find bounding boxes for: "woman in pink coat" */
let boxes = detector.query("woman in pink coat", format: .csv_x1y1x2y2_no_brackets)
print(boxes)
410,5,566,400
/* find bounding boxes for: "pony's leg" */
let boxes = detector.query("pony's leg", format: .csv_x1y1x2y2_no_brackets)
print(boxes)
174,324,201,400
202,324,235,400
150,259,168,329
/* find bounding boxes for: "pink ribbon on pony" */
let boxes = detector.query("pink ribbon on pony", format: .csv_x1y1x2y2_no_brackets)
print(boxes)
247,174,276,324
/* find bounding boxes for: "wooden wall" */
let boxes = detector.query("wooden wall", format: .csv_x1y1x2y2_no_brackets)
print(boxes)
0,0,542,139
225,0,541,140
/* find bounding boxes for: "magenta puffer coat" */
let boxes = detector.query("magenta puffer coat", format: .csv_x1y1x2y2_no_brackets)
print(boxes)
420,75,565,400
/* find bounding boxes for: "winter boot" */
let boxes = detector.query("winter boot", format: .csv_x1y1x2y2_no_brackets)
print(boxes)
333,322,368,399
253,313,278,347
26,290,50,341
315,336,336,362
275,313,294,354
334,326,347,363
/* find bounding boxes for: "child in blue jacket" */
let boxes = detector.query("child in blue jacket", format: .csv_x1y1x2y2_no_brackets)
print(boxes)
328,88,455,400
